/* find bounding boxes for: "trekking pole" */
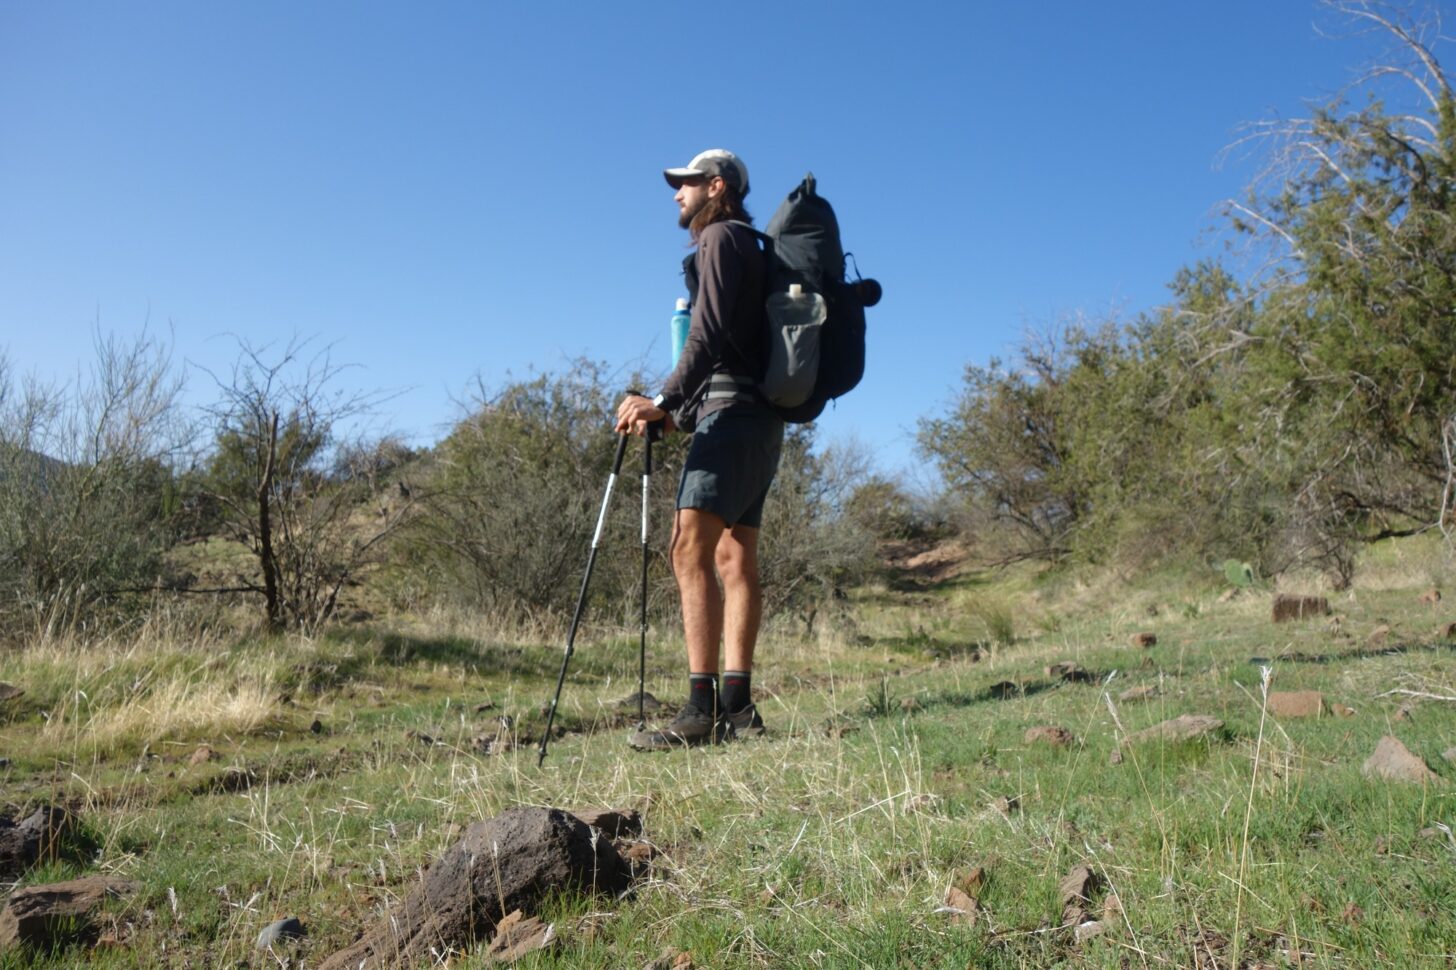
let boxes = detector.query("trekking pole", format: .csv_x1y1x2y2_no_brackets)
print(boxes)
637,420,664,731
538,430,631,767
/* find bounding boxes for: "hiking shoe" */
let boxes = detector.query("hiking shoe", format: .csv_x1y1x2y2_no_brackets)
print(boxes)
721,703,767,740
628,704,727,751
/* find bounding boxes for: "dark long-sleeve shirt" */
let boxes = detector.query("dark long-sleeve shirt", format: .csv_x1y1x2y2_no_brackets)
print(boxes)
657,220,768,426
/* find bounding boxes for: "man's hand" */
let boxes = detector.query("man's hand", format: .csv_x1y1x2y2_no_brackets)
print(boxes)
615,394,671,436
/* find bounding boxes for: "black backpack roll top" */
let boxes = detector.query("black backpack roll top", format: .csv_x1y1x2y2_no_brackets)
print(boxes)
683,173,880,424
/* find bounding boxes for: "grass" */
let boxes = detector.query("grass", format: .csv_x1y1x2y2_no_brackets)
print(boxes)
1,543,1455,967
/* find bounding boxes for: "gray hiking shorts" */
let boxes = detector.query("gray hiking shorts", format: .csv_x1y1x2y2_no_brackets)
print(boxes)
676,407,785,528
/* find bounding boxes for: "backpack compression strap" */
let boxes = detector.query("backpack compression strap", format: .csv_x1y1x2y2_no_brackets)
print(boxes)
704,373,758,405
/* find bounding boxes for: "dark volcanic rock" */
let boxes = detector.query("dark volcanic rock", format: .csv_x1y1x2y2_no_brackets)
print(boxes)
256,916,306,949
318,807,629,969
0,876,137,949
0,806,72,881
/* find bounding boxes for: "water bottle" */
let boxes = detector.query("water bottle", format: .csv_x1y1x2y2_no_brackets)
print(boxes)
670,298,690,367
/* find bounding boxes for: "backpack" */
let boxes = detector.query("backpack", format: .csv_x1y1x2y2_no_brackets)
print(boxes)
746,173,880,423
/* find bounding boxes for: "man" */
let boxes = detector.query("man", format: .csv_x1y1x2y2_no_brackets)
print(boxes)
615,148,784,750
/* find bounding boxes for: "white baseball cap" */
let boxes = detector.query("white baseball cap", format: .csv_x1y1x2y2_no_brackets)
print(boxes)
663,149,750,197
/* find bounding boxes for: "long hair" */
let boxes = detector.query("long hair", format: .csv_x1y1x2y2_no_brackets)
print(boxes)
690,184,752,238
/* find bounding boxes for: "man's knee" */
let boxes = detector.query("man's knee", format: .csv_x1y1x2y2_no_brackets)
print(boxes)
715,532,760,589
672,511,722,578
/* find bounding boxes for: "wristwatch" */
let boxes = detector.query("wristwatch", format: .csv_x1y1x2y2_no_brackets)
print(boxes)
652,393,667,409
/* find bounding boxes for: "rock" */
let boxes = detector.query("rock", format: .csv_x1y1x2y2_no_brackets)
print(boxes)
615,691,665,714
1074,920,1106,943
1125,715,1224,746
1420,588,1441,605
256,916,306,949
1267,691,1325,718
1117,685,1157,703
1367,625,1392,648
0,876,137,948
310,719,324,734
0,683,22,703
1059,864,1102,926
317,807,629,970
1026,726,1074,747
1272,595,1329,623
570,808,642,839
1130,632,1157,649
1362,736,1438,784
620,842,657,865
188,745,216,767
988,681,1022,699
1046,662,1092,682
953,865,987,899
1330,703,1356,717
1437,621,1456,639
941,885,979,926
484,910,556,963
0,806,72,881
473,733,517,755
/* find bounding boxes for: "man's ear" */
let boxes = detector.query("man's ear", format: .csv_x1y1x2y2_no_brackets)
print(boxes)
706,175,727,200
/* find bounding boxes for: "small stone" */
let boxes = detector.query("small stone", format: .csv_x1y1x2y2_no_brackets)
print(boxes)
1267,691,1325,718
1025,725,1075,747
0,683,23,703
1059,864,1102,926
1130,632,1157,649
1046,662,1092,682
1272,594,1329,623
256,916,306,949
621,842,658,864
310,719,324,734
1362,736,1438,784
1117,685,1157,703
484,910,556,963
1125,715,1224,746
188,745,216,767
987,681,1022,699
615,691,665,714
1367,625,1392,648
1420,588,1441,605
941,885,979,926
1074,920,1106,943
953,865,987,899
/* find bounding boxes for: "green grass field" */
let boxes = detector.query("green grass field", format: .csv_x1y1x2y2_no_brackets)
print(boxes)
2,541,1455,968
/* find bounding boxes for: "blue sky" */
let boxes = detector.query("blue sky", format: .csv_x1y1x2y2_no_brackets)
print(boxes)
1,1,1448,473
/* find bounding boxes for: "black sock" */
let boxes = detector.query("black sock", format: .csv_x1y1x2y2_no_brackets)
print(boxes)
721,670,752,714
688,673,719,716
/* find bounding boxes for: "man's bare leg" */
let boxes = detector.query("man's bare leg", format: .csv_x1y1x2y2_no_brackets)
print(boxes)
670,509,728,675
715,525,762,673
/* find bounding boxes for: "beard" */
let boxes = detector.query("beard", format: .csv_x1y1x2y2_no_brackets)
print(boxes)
678,195,708,229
